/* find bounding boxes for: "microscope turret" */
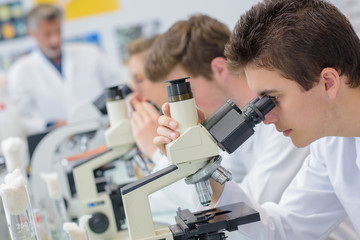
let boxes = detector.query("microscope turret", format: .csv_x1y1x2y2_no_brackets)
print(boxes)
121,77,274,240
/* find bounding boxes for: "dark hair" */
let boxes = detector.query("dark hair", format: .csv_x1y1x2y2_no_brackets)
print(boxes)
225,0,360,90
27,4,63,32
145,14,231,82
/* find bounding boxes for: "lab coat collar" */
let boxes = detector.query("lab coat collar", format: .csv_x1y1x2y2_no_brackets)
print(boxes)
33,47,64,79
43,52,63,76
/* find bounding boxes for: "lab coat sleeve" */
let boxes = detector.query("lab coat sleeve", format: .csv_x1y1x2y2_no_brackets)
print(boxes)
151,148,164,166
238,125,310,204
7,63,47,134
216,150,346,240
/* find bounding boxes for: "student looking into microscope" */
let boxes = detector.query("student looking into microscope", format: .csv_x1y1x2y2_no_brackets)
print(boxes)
126,15,345,237
146,13,309,205
155,0,360,239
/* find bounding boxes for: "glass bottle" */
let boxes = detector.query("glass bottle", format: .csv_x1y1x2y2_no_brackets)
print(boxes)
1,183,39,239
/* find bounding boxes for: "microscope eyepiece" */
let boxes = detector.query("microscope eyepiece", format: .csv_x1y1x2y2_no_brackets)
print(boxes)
106,85,125,101
203,96,275,153
242,96,274,124
165,77,190,85
165,77,193,102
94,84,131,114
121,84,133,96
257,96,275,115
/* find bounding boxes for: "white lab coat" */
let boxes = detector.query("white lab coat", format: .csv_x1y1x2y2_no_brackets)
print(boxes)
217,136,360,239
148,124,310,220
149,151,199,218
0,85,25,142
221,123,310,204
7,43,122,134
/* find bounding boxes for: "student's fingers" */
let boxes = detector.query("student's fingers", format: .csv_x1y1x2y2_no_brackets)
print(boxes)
129,95,141,110
197,108,206,123
137,109,156,129
158,115,178,130
142,101,161,119
161,102,170,117
153,135,172,145
130,116,138,131
153,136,170,155
157,125,179,140
131,111,143,127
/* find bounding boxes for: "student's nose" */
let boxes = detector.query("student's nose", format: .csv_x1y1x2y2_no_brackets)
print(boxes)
263,111,278,125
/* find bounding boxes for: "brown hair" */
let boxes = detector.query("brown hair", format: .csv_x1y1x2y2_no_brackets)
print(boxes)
145,14,231,82
124,35,159,64
225,0,360,90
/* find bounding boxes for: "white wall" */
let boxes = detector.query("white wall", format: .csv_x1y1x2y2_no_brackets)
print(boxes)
61,0,260,80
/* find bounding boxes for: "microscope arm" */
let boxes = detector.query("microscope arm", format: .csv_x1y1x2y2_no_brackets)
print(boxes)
122,125,219,240
30,119,105,206
72,143,135,240
72,144,134,201
122,161,207,240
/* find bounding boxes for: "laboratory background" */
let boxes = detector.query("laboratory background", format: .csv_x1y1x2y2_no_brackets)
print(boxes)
0,0,359,239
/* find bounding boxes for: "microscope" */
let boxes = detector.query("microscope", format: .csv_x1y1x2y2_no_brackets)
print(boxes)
29,92,109,217
121,77,275,240
29,85,138,219
72,85,146,240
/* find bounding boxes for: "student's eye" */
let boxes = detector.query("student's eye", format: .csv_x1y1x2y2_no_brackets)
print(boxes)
268,95,279,104
134,78,144,84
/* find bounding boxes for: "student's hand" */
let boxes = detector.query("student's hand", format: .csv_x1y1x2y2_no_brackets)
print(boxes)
210,179,225,208
154,102,205,155
153,103,179,155
129,91,142,105
130,94,160,159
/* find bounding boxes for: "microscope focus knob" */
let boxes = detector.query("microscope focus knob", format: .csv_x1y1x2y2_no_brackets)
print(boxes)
88,212,109,234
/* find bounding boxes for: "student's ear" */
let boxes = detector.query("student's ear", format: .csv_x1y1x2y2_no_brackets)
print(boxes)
210,57,229,84
320,67,341,99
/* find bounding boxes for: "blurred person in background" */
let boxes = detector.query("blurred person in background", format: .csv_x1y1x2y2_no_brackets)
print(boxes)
0,71,25,144
7,4,122,135
126,35,165,162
